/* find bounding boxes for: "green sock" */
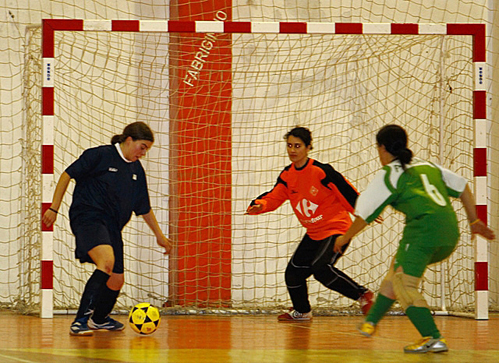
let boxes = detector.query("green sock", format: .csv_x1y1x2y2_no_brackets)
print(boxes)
366,293,395,325
405,306,441,339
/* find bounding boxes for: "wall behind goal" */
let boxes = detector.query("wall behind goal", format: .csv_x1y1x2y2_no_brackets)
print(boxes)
1,0,498,313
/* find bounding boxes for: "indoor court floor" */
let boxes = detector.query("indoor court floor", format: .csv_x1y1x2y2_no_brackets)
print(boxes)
0,311,498,363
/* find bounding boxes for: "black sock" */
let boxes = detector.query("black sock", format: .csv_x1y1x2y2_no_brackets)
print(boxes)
75,269,110,320
91,285,120,324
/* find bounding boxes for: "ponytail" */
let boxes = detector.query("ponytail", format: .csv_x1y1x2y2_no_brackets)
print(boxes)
376,124,413,169
111,134,127,144
111,122,154,145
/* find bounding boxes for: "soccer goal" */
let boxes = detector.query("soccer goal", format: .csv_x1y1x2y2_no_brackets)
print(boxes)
27,20,490,319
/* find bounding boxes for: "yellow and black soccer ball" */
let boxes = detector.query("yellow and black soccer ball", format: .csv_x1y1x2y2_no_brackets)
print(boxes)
128,302,161,335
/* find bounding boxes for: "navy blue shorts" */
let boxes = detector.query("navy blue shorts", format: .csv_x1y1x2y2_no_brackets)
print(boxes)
71,220,124,274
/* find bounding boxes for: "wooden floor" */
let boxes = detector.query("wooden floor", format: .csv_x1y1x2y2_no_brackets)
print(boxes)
1,311,498,362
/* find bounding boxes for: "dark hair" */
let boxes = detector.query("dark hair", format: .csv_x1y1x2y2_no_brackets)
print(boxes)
376,124,413,169
284,126,313,150
111,122,154,144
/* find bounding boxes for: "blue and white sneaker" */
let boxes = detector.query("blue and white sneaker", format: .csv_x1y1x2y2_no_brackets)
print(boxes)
70,317,93,336
88,316,125,331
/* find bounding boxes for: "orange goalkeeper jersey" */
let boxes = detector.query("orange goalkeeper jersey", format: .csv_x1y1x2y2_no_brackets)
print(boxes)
249,158,358,240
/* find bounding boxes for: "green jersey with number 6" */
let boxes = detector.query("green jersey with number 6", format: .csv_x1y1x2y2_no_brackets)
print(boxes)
355,158,467,247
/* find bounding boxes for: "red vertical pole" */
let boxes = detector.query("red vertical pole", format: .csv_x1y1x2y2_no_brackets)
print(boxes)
169,1,232,307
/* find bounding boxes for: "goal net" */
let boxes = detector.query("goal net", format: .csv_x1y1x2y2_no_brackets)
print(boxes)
22,21,482,316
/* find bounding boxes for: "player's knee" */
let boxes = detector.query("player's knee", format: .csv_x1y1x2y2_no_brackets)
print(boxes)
107,273,124,290
379,278,396,300
101,260,115,275
392,272,429,310
93,258,114,275
311,263,330,285
379,266,396,299
89,245,115,274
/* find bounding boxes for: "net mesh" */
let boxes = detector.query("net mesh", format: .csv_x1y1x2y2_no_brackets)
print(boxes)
20,26,480,314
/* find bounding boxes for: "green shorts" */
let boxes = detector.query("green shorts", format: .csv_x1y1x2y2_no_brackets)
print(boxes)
393,214,459,278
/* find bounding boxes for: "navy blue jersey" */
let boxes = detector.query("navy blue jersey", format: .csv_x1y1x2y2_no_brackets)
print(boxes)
66,144,151,230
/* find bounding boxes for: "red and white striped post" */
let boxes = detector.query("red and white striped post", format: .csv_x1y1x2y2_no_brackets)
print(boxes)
464,24,489,320
41,19,55,319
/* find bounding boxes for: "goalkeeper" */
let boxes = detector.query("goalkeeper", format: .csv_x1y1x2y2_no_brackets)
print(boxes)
334,124,495,353
42,122,172,336
246,126,374,321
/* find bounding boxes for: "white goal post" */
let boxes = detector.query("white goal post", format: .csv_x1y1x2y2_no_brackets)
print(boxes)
38,20,489,319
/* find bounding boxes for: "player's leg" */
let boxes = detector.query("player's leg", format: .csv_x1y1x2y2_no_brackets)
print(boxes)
88,273,125,331
77,244,115,315
311,235,373,314
279,234,316,321
359,258,397,337
70,223,114,336
88,228,125,331
369,259,398,321
392,267,448,353
393,242,456,353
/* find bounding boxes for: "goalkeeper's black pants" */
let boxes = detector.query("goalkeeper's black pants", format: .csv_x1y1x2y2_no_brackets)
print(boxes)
285,233,369,313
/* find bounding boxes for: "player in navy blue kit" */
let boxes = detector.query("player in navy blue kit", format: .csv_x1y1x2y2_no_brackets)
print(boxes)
42,122,171,336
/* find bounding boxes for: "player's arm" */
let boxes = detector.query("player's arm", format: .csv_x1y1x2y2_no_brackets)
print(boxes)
246,175,288,215
42,171,72,227
437,163,495,240
333,168,393,253
334,216,368,253
322,164,358,212
141,209,173,254
43,147,102,227
246,203,264,214
459,184,495,240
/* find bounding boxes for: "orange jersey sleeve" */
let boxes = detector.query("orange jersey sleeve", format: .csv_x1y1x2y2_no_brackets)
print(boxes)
249,168,290,213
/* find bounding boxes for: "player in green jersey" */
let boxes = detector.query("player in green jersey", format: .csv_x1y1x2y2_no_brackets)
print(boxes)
334,124,495,354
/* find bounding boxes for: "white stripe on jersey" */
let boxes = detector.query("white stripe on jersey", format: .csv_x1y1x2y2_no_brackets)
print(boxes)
407,159,467,195
355,158,467,222
433,163,468,195
355,168,392,221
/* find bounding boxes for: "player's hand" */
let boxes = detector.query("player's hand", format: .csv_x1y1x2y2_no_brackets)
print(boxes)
471,220,496,240
157,234,173,255
334,235,347,254
245,203,263,215
42,208,58,227
374,215,384,224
